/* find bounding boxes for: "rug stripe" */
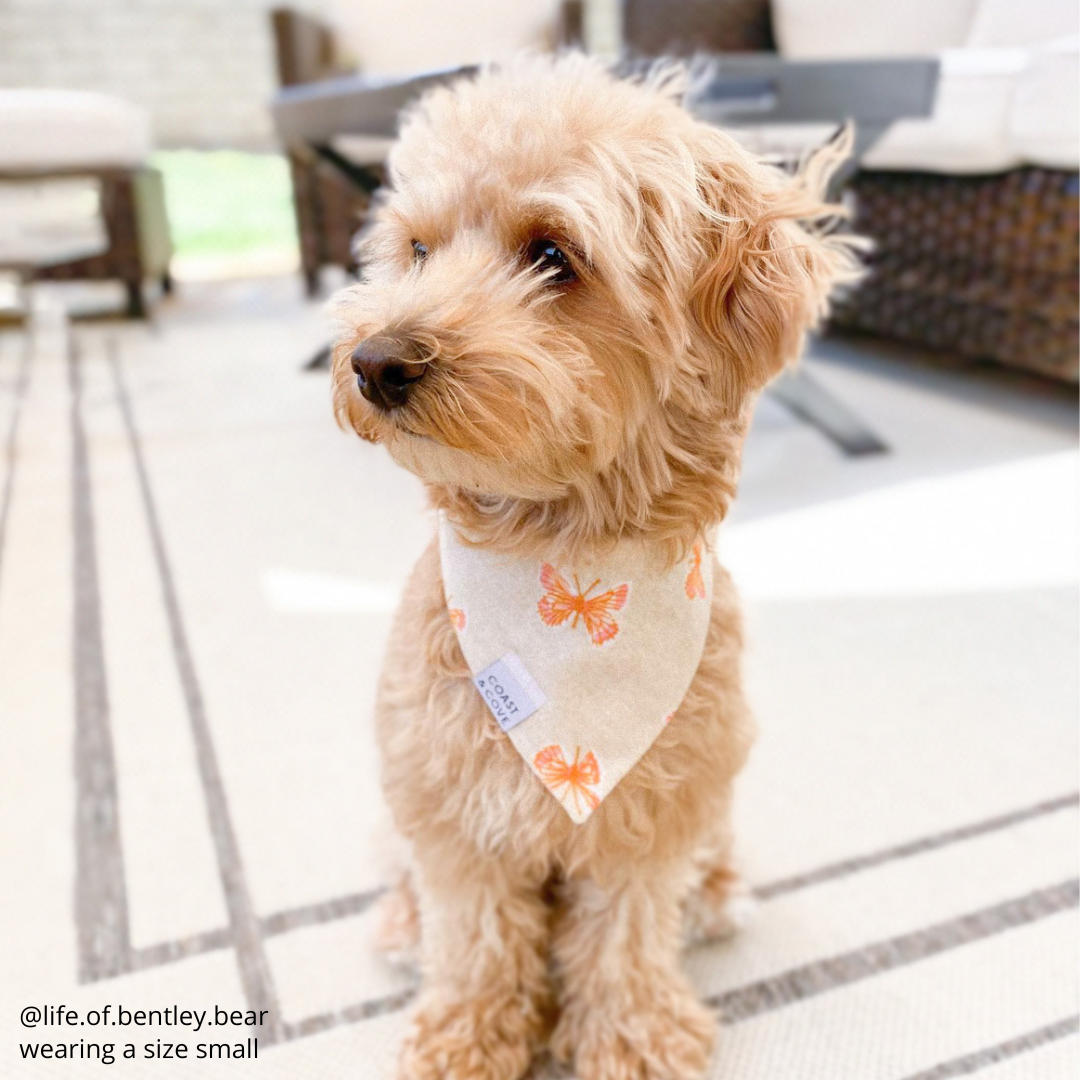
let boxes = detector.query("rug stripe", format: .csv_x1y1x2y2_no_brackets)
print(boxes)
281,990,416,1042
709,879,1079,1021
755,793,1080,900
896,1015,1079,1080
129,927,233,971
107,338,283,1042
260,888,386,938
70,336,131,982
0,331,31,609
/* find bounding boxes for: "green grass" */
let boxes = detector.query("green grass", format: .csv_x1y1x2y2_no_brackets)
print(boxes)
153,149,299,260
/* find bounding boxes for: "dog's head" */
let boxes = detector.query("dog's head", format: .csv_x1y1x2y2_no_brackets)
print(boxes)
332,55,861,556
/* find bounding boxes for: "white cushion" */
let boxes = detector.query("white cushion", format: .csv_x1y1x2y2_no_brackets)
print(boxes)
862,42,1079,172
862,48,1022,173
0,177,108,267
331,134,397,165
327,0,561,77
773,0,979,58
0,90,151,172
724,39,1080,173
967,0,1077,47
769,0,1080,173
1011,37,1080,169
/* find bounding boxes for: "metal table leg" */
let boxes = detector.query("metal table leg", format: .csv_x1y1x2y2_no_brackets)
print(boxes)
768,366,889,456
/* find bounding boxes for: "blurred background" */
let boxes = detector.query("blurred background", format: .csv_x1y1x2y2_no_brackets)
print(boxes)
0,2,1077,1078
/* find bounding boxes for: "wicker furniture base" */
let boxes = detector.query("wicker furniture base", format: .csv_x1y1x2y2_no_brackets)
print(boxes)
288,149,378,296
833,168,1079,382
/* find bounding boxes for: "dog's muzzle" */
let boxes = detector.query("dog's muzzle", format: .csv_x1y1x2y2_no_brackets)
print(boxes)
351,334,427,410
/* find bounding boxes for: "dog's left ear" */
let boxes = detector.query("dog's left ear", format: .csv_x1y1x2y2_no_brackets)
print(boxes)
687,127,864,406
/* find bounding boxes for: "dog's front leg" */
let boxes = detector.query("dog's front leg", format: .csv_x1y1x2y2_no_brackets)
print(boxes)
552,869,716,1080
398,848,550,1080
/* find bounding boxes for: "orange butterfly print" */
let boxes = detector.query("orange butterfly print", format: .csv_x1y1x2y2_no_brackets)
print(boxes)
685,541,706,600
534,745,601,814
537,563,629,646
447,606,466,631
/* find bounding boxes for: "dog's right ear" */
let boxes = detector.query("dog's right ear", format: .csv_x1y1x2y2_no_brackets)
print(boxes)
687,127,864,408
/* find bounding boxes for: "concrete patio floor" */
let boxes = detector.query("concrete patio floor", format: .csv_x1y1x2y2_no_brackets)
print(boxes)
0,276,1076,1078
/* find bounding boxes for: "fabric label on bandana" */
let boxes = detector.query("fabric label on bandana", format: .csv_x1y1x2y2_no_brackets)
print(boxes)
473,653,547,733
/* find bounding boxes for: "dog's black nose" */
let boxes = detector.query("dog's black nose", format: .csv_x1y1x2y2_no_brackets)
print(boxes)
350,335,427,410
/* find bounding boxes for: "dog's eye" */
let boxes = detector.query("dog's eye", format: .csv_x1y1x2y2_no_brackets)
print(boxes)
411,240,428,263
526,238,575,284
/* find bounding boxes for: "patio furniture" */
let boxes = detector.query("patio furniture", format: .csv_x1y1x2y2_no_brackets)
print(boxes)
0,90,173,319
837,167,1079,382
623,0,779,55
667,0,1079,381
270,7,383,297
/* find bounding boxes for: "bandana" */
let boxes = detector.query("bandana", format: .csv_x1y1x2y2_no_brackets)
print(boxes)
438,515,714,823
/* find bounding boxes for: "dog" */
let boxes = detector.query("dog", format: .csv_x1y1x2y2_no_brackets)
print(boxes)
331,53,859,1080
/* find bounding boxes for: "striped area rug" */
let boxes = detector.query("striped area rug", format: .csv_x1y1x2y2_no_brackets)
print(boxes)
0,303,1075,1079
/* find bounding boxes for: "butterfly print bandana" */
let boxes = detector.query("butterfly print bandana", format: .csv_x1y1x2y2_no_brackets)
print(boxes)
438,515,714,824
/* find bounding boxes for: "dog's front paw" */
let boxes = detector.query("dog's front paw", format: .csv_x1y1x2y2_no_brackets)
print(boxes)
398,992,540,1080
371,879,422,969
683,869,756,946
553,983,716,1080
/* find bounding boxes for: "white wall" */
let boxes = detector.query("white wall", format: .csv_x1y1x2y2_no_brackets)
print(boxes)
0,0,588,149
0,0,297,149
